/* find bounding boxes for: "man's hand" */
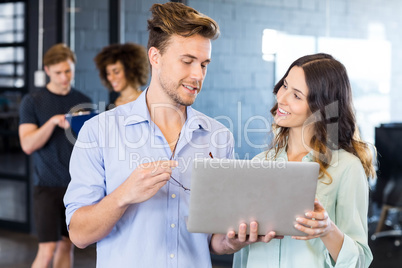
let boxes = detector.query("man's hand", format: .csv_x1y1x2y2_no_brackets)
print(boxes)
116,160,178,206
51,114,70,129
19,114,71,154
210,221,283,255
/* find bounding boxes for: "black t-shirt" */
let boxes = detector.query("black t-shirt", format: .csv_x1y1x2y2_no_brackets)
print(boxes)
19,87,92,187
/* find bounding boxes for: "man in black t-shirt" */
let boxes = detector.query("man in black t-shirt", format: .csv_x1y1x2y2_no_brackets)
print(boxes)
19,43,91,268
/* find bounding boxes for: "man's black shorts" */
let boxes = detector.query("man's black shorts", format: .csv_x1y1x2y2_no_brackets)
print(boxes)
33,186,69,243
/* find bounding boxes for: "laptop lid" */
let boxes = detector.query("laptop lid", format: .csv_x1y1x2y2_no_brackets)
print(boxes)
187,158,319,236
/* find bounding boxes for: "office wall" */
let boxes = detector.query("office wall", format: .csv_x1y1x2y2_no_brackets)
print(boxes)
72,0,402,158
186,0,402,158
68,0,109,108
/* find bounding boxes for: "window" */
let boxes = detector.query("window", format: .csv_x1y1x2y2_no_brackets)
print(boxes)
262,29,391,145
0,1,25,91
0,0,29,232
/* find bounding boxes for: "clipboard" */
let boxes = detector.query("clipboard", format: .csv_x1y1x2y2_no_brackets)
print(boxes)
65,111,98,135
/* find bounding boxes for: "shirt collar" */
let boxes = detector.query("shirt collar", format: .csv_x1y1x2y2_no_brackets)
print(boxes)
276,146,315,162
122,87,211,133
185,105,211,133
303,151,315,161
122,88,151,126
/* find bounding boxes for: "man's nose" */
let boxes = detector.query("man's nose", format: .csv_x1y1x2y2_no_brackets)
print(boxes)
190,65,204,81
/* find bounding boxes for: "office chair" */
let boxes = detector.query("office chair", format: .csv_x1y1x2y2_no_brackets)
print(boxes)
371,124,402,246
371,177,402,246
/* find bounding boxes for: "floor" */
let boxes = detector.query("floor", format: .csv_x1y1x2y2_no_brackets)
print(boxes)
0,229,96,268
1,204,402,267
0,229,232,268
367,203,402,268
1,225,402,268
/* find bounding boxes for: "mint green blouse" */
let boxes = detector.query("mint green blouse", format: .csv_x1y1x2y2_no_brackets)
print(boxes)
233,148,373,268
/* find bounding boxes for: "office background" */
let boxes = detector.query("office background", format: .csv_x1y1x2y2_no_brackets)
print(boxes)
1,0,402,267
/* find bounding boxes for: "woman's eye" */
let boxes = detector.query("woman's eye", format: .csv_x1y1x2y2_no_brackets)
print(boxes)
294,93,301,99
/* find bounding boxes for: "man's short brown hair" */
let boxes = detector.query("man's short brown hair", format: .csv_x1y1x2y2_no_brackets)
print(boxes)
147,2,220,54
43,43,76,67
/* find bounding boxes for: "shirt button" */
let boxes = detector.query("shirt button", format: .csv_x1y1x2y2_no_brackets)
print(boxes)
171,223,175,228
171,194,176,198
170,254,175,259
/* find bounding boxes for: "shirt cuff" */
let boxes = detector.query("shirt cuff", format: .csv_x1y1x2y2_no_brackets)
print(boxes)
324,234,361,268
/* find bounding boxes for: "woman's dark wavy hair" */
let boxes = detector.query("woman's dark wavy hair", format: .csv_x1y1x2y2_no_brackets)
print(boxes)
94,43,149,92
147,2,220,54
269,53,375,181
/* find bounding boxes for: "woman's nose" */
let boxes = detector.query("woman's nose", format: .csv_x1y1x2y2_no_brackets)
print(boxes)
276,89,287,104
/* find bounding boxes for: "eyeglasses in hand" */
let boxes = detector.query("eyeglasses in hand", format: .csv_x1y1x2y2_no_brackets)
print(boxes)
169,134,214,193
169,134,190,192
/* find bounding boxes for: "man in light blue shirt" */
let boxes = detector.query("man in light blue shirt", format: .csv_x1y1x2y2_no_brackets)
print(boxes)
64,2,243,267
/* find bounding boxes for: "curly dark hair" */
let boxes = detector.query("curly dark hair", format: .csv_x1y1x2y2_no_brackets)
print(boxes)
147,2,220,55
94,43,149,92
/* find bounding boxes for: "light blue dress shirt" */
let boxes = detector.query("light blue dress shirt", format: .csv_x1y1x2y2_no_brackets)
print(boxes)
64,89,234,268
233,148,373,268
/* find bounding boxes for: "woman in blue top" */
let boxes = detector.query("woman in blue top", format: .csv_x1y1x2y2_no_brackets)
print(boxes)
231,53,374,267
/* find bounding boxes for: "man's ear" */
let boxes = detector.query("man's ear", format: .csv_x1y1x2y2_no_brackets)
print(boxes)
148,47,160,67
44,65,50,76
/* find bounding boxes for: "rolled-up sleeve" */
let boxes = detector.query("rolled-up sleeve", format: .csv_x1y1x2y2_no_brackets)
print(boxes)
64,118,106,229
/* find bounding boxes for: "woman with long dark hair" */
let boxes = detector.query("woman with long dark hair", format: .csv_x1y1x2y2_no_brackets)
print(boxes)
222,53,374,267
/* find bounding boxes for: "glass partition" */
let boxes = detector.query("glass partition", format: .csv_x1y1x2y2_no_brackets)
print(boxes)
66,0,109,104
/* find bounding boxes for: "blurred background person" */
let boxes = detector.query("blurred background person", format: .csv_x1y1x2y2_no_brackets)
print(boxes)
19,43,91,268
94,43,149,109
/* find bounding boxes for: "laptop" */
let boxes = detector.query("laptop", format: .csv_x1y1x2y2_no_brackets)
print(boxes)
187,158,319,236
